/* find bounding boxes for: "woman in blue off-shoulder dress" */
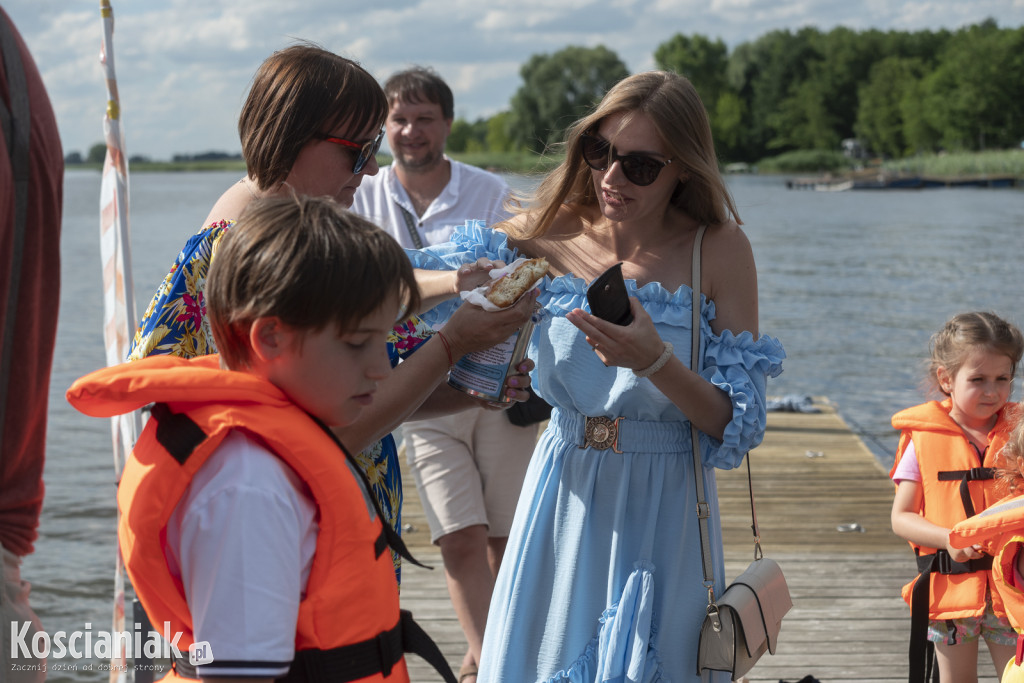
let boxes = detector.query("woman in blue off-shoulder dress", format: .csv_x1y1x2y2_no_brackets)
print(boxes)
408,71,785,683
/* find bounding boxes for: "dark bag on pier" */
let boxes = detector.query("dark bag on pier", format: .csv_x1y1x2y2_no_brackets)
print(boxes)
505,387,551,427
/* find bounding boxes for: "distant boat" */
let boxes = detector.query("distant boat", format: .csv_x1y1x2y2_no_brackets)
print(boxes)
787,176,851,191
815,179,853,192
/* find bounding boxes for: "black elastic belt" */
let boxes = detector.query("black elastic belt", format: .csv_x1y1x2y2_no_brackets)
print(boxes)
172,610,455,683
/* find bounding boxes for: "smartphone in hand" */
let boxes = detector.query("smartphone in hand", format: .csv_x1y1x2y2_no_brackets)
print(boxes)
586,262,633,326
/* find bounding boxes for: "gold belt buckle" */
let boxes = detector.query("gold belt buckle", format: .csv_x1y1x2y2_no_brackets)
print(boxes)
581,416,623,454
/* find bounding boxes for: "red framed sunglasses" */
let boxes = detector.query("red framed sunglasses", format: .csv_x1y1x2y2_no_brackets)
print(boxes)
318,128,385,174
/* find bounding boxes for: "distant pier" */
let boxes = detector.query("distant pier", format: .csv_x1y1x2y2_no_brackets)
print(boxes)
787,173,1019,191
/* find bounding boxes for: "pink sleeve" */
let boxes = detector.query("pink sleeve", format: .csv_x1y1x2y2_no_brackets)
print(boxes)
892,440,921,483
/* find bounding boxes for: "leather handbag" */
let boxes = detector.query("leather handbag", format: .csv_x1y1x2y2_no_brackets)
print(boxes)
685,225,792,679
696,555,790,677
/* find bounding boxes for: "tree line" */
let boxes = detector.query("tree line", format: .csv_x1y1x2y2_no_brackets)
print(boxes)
449,19,1024,164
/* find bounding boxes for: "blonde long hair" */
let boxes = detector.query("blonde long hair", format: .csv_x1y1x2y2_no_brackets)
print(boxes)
508,71,739,240
997,404,1024,494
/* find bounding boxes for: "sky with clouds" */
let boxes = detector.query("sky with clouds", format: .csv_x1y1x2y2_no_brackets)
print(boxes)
4,0,1023,160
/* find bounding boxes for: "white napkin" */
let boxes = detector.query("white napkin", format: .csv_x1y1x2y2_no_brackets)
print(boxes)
459,257,536,312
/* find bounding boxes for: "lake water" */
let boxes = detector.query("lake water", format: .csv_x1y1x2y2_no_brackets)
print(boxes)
27,169,1024,680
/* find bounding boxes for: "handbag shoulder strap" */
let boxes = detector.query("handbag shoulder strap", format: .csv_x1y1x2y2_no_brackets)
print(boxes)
689,225,763,599
688,225,715,589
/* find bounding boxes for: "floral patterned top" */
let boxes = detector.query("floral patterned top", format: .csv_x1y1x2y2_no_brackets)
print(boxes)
128,220,434,585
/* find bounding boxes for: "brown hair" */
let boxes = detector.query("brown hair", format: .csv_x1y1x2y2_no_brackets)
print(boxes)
384,66,454,120
239,42,388,190
510,70,739,239
207,195,420,369
928,311,1024,396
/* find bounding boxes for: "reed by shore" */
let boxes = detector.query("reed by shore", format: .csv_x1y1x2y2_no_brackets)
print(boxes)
755,147,1024,179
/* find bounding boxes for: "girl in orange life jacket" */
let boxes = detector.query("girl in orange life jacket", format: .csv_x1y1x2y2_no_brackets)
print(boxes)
949,408,1024,683
890,311,1024,682
68,196,455,683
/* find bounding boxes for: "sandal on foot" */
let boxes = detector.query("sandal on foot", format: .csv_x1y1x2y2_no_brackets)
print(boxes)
458,664,478,682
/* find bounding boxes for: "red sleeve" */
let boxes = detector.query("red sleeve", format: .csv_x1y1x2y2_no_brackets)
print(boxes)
0,8,64,556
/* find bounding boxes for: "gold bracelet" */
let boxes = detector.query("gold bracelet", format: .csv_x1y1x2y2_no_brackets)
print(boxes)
632,341,673,378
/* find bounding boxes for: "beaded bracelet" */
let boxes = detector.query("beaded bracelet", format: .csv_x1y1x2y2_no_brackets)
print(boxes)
435,330,454,369
632,341,674,378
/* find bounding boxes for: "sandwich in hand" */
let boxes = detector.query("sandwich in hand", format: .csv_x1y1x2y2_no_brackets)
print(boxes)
484,257,549,308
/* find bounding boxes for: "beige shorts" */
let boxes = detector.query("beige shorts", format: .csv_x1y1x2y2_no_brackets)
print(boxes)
404,407,537,543
2,547,46,683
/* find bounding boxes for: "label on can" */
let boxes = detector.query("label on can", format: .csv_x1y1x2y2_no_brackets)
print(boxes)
447,319,534,403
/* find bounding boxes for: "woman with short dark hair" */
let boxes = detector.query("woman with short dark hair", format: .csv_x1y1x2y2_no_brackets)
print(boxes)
128,42,535,587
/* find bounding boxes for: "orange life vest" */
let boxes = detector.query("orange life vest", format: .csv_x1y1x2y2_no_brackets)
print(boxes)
951,494,1024,631
67,354,449,683
890,398,1012,620
951,495,1024,670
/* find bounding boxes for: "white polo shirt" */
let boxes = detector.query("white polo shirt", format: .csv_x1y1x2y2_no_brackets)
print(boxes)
352,157,512,248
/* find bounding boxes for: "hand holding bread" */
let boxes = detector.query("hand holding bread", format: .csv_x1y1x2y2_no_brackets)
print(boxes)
484,258,549,308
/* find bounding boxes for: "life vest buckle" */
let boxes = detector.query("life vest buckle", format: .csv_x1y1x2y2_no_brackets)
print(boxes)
968,466,992,481
936,550,955,575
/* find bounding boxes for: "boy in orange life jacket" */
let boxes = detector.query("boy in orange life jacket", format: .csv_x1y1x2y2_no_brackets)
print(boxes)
951,408,1024,682
67,195,454,683
890,311,1024,683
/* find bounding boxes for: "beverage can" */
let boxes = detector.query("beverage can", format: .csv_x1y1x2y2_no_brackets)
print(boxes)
447,318,535,403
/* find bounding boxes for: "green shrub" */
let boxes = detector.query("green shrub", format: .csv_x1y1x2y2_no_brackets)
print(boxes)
755,149,853,174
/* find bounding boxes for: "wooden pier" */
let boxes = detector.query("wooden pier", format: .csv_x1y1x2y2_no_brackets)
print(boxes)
397,399,1004,682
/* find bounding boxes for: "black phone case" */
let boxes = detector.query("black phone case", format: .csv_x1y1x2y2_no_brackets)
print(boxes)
586,262,633,326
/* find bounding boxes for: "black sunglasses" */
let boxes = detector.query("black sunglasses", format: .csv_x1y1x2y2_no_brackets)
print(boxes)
579,133,672,187
318,127,385,174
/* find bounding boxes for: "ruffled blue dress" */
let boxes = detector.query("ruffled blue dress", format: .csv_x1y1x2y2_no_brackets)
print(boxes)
408,223,785,683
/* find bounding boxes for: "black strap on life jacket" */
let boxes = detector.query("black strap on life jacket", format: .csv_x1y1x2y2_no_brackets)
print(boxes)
171,610,456,683
150,402,207,465
308,411,430,571
149,404,454,682
937,467,995,518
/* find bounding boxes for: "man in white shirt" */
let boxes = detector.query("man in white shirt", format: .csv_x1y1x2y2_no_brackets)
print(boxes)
352,67,538,683
352,69,510,249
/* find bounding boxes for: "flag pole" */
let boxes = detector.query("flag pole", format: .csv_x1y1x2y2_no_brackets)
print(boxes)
99,1,142,681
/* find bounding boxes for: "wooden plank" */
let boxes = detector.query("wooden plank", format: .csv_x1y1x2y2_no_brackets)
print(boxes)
398,400,1004,682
